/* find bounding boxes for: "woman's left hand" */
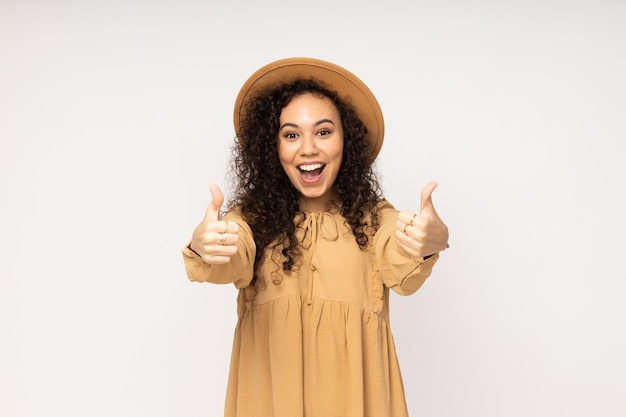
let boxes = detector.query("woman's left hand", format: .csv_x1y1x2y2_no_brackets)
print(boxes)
395,181,449,259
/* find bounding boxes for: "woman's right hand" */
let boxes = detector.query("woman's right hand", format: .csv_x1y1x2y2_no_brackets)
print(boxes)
189,183,240,264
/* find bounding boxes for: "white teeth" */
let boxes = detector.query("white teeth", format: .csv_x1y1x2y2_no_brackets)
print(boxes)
299,163,324,172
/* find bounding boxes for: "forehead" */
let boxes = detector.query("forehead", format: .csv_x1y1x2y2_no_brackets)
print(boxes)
280,93,340,118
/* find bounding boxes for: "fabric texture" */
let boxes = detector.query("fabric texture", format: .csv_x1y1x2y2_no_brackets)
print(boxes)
182,200,438,417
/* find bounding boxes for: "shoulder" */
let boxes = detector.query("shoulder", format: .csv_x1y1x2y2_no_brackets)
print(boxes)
374,199,395,212
359,199,398,231
223,205,251,232
224,204,244,219
371,199,398,221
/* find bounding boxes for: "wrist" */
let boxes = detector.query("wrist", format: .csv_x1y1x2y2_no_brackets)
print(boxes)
187,242,201,257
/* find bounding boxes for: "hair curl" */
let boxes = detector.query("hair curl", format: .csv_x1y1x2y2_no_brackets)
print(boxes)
227,79,383,287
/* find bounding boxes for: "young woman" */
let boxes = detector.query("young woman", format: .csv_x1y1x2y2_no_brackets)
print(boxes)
182,57,449,417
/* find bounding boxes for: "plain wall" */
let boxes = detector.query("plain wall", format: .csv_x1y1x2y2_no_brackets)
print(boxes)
1,1,625,416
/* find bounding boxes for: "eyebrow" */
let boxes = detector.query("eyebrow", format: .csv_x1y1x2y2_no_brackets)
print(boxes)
279,119,336,130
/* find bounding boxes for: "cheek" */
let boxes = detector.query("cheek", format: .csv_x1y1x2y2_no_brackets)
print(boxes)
333,143,344,163
277,142,296,170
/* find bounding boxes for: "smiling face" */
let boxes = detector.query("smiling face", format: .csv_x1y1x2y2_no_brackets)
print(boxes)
278,93,344,212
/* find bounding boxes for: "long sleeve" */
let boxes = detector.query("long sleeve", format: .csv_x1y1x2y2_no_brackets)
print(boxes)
373,200,439,296
181,208,256,289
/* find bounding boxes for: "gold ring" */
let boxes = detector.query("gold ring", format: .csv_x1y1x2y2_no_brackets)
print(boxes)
403,223,409,235
410,214,417,226
219,233,226,246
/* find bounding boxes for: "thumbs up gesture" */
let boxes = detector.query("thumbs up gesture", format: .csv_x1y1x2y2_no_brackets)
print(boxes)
395,181,449,259
190,183,240,264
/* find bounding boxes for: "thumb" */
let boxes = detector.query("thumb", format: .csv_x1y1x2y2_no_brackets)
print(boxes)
204,183,224,222
420,181,439,216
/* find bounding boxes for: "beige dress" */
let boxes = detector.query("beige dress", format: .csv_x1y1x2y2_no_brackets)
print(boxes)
182,200,438,417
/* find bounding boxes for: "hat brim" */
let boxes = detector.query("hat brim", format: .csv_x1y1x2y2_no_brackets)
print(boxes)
233,57,384,162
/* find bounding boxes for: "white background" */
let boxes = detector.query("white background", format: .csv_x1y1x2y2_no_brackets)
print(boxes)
1,1,625,416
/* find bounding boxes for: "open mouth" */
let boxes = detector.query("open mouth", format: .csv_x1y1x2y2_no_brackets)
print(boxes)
298,163,326,179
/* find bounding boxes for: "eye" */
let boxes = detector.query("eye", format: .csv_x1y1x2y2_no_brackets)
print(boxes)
283,132,299,140
317,129,331,137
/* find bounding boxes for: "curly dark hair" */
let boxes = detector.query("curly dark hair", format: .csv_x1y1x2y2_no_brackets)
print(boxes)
227,78,383,287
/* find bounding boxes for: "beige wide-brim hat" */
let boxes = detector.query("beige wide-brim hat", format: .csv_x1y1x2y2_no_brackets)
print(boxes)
233,57,385,162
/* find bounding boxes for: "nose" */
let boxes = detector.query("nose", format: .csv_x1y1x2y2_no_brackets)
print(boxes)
299,134,318,156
